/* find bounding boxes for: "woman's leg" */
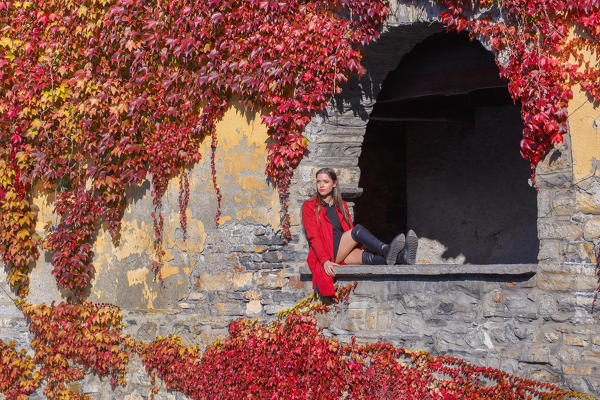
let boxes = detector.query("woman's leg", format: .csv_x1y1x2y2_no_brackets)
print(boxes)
343,248,364,265
334,230,359,264
337,225,405,265
335,235,382,265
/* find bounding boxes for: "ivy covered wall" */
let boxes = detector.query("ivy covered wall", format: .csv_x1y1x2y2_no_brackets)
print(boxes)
1,0,600,398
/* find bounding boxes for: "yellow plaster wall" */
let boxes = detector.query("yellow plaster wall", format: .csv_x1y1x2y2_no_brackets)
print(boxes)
211,105,281,230
567,35,600,182
568,84,600,182
28,104,280,309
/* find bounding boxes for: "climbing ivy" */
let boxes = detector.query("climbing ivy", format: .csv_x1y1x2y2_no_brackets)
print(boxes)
0,1,599,398
0,285,593,400
0,0,387,296
438,0,600,177
2,0,599,297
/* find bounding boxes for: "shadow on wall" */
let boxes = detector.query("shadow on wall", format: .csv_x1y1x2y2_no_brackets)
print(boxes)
356,107,539,264
331,22,445,121
354,31,539,264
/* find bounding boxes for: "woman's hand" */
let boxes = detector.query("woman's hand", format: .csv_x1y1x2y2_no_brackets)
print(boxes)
323,260,339,277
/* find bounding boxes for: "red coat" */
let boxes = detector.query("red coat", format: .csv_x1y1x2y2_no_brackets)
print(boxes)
302,197,354,296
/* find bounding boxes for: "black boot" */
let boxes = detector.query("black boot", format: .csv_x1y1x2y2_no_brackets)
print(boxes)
398,229,418,265
362,251,386,265
351,224,405,265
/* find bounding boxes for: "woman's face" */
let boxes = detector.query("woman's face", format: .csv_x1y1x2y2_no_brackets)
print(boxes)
316,173,336,198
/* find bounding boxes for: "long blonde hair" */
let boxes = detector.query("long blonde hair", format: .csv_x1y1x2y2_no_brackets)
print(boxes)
313,167,351,227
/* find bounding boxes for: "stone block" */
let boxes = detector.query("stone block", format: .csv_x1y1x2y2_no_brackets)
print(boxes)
513,326,534,340
264,304,284,315
565,242,596,263
187,291,206,301
538,240,562,263
550,312,572,323
464,328,495,350
446,291,479,312
403,292,437,310
557,345,583,364
536,172,572,189
564,375,595,397
583,217,600,239
482,299,510,318
434,330,467,353
82,375,101,394
341,318,361,332
394,303,407,315
544,331,560,343
518,346,550,364
136,321,157,341
348,309,366,320
232,272,254,290
537,218,582,240
563,364,598,375
247,245,268,253
123,392,144,400
556,293,595,313
576,189,600,214
348,301,373,309
253,234,285,246
537,189,552,217
245,300,262,315
564,335,588,347
485,290,539,320
584,377,600,398
539,263,596,275
262,250,283,263
537,272,597,291
485,323,519,345
392,314,426,333
526,369,562,384
537,294,558,318
314,313,332,329
366,313,376,329
438,302,455,314
352,281,384,297
259,271,285,289
216,302,245,316
377,311,391,330
552,190,577,215
536,144,571,173
581,350,600,364
196,272,233,291
287,275,305,289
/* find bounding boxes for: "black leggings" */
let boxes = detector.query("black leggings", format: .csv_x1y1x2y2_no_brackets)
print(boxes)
333,230,342,260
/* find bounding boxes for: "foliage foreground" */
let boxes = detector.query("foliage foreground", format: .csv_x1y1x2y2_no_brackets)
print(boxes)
2,0,600,299
0,285,595,400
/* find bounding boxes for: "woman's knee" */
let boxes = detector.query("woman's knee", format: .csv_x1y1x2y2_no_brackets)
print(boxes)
346,226,360,244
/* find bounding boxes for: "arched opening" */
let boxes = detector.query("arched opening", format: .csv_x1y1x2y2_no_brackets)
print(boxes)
354,31,539,264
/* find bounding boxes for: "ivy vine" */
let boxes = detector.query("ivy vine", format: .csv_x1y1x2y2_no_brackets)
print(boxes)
0,285,592,400
1,1,599,398
0,0,387,296
2,0,599,297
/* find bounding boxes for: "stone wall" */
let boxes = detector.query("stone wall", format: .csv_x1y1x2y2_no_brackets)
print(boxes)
300,263,600,395
1,1,600,398
536,86,600,266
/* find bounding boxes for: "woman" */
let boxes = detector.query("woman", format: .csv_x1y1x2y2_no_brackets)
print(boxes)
302,167,418,297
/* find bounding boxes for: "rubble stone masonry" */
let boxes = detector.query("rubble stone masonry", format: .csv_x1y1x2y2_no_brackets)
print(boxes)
1,2,599,398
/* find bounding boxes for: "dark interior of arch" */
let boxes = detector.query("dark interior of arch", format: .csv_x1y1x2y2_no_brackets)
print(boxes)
354,31,539,264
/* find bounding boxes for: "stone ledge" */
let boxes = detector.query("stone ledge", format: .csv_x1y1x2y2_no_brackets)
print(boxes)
300,264,538,279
